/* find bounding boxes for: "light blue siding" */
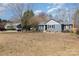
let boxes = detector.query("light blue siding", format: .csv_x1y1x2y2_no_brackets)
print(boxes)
38,20,62,32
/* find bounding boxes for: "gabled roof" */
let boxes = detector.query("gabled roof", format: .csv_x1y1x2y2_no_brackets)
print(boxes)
38,19,60,25
38,18,73,25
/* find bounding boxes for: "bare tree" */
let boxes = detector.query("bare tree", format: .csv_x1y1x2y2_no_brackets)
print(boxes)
73,9,79,33
8,3,32,30
29,13,49,26
8,4,25,22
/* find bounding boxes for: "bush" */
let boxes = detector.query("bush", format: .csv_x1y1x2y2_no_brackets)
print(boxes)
76,30,79,35
63,30,70,33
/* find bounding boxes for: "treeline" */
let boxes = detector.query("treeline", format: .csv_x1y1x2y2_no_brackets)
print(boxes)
0,19,9,23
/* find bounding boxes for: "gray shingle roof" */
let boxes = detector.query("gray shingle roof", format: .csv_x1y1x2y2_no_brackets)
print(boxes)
38,18,72,25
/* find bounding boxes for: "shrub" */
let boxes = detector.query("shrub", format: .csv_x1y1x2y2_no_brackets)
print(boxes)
63,30,70,33
76,30,79,35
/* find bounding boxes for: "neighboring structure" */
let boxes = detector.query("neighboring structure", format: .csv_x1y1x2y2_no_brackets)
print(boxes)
38,19,73,32
5,22,22,31
61,24,73,32
5,23,14,30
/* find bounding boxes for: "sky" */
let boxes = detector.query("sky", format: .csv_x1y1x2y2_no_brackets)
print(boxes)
0,3,79,21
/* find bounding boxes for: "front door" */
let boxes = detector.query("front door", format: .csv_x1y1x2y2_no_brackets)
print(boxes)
45,25,47,30
61,24,64,32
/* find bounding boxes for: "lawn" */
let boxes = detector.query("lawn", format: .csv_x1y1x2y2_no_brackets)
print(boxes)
0,32,79,56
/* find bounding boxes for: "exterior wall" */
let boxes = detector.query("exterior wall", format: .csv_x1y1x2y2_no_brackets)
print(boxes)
38,24,61,32
5,23,14,30
46,20,61,32
64,25,72,31
5,23,21,30
61,24,73,32
46,24,61,32
38,25,45,32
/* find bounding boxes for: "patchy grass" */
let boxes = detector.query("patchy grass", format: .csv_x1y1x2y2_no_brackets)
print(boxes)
0,32,79,56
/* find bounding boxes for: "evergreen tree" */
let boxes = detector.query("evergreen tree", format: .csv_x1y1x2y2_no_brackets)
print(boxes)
21,10,34,30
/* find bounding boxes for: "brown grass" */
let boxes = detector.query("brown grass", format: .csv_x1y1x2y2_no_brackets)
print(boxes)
0,32,79,56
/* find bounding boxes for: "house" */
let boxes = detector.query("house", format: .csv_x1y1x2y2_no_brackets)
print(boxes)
38,19,73,32
38,19,61,32
5,22,22,31
5,23,15,30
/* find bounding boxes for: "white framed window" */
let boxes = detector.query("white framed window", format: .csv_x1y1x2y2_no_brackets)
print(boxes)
52,25,55,28
48,25,50,28
49,25,51,28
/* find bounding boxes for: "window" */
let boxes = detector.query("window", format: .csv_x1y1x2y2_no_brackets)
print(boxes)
48,25,55,28
52,25,55,28
49,25,51,28
47,25,49,28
